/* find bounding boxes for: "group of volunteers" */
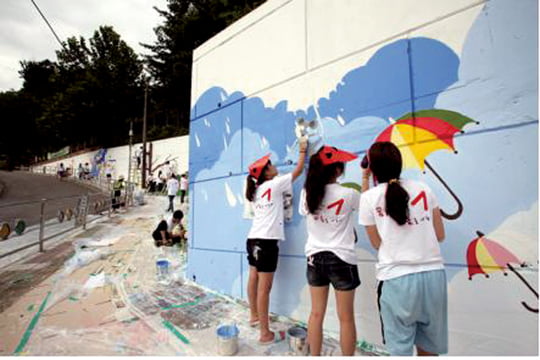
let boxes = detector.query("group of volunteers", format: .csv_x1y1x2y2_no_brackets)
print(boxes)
244,139,447,356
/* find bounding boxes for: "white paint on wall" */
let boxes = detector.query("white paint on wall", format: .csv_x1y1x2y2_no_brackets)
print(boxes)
192,0,484,111
224,182,237,207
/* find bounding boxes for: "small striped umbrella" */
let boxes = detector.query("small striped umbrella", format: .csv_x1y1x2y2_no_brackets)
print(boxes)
467,231,538,313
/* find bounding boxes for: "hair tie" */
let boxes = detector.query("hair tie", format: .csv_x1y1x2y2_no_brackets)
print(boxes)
388,178,399,185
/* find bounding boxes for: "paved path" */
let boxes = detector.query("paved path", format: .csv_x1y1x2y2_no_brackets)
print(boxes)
0,171,106,227
0,197,378,356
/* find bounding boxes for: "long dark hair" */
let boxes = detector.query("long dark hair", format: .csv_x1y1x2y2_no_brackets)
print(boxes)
304,148,344,214
245,162,271,202
368,142,409,225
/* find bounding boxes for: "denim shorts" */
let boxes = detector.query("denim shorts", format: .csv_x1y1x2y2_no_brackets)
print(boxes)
246,239,279,273
378,270,448,355
306,251,360,291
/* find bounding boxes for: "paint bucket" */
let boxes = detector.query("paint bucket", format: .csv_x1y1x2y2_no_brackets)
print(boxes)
287,326,308,355
216,324,239,355
156,259,170,281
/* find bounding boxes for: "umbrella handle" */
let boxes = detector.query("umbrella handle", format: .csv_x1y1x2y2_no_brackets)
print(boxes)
521,301,539,313
507,263,538,298
424,161,463,220
507,263,539,314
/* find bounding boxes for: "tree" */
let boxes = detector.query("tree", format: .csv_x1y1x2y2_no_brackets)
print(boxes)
142,0,266,139
49,26,144,149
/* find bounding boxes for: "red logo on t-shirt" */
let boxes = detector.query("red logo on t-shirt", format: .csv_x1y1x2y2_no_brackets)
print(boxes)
411,191,428,211
327,199,345,215
261,188,272,202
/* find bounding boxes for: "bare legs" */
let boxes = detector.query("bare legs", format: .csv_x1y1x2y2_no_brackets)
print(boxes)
335,289,356,356
248,266,259,324
308,286,357,356
308,286,329,355
247,266,276,342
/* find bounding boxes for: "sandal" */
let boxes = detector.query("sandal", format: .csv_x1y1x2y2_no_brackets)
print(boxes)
258,330,286,345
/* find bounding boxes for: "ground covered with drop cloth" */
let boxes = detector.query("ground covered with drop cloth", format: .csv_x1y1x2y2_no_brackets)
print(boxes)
0,196,378,356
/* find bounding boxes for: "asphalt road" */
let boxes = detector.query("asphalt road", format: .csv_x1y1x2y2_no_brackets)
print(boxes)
0,171,107,227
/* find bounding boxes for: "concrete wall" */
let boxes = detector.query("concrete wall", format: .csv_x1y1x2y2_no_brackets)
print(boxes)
189,0,538,355
31,136,189,181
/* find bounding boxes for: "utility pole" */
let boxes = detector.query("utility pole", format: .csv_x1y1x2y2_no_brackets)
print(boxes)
141,77,148,188
128,120,133,186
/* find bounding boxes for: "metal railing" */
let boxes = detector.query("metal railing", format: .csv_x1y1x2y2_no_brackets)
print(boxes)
0,178,137,261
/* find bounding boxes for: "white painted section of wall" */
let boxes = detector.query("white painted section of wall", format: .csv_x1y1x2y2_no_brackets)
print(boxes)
192,0,484,111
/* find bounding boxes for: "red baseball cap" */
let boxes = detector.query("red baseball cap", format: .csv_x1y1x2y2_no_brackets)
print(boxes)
319,145,358,165
248,153,271,180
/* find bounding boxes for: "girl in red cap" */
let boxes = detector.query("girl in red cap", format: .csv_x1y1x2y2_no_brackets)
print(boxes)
299,145,360,356
245,139,308,345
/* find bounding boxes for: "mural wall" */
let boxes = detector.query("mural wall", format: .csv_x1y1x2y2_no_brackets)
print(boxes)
188,0,538,355
30,136,190,181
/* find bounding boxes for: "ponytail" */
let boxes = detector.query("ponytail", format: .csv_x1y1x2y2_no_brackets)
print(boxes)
245,175,257,202
368,142,409,226
304,150,344,214
385,180,409,225
245,163,270,202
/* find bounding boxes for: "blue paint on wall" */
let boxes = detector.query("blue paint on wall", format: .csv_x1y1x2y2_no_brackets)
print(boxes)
188,0,538,320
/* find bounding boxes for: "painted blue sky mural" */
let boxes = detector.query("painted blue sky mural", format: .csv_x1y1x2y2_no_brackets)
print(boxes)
188,0,537,296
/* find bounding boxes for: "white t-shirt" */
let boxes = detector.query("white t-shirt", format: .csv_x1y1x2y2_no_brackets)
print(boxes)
167,178,179,196
247,173,293,240
180,177,188,191
358,179,444,281
299,184,360,265
166,215,182,232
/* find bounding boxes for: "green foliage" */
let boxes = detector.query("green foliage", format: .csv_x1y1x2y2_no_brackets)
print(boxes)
0,1,266,166
143,0,266,137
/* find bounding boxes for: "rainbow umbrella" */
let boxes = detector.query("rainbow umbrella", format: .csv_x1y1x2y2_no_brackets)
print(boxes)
375,109,478,219
467,231,538,313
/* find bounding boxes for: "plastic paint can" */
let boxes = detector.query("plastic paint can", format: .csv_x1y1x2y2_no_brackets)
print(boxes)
287,326,308,355
216,324,239,355
156,259,170,281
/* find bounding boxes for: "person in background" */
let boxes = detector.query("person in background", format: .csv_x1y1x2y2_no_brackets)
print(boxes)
147,172,156,193
179,173,188,204
358,142,447,356
135,146,143,169
105,163,113,182
57,163,65,179
164,161,172,179
166,174,179,212
112,175,125,212
299,145,360,356
77,163,84,180
83,162,91,180
156,170,165,193
244,138,308,345
152,210,186,247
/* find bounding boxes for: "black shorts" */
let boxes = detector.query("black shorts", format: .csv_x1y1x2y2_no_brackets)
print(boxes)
246,239,279,273
306,251,360,291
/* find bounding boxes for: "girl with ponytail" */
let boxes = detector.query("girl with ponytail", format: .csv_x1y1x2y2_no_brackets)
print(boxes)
299,145,360,356
358,141,447,356
244,139,307,345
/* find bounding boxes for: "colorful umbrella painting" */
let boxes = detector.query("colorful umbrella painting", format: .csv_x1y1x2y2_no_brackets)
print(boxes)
467,231,538,313
375,109,478,220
